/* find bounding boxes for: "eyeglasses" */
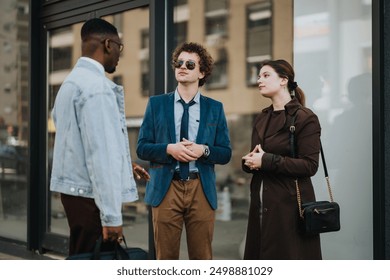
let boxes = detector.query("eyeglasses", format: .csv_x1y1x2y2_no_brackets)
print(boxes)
173,60,196,70
109,39,124,52
102,38,124,52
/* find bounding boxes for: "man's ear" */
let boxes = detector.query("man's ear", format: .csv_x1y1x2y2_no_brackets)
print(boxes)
102,38,112,54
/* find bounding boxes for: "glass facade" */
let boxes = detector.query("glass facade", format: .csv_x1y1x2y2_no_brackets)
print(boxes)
295,0,372,259
0,0,29,242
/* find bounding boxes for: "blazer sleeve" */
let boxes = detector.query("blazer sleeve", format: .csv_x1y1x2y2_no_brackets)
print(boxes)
136,97,174,164
202,103,232,165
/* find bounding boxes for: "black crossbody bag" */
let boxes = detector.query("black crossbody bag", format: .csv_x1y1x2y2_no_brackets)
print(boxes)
290,113,341,236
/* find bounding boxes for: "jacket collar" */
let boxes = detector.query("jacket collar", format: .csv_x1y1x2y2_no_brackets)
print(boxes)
255,98,302,145
78,57,105,76
262,97,302,116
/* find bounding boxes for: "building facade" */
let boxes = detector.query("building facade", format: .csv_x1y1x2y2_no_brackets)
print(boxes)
0,0,388,259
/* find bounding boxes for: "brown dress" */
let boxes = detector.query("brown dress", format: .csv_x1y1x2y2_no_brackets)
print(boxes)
243,98,322,260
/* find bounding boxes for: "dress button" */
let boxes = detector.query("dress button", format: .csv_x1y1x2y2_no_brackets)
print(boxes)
78,189,84,195
263,208,268,213
70,187,75,192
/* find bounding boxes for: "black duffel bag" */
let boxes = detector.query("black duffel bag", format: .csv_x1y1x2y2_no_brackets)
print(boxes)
66,236,148,260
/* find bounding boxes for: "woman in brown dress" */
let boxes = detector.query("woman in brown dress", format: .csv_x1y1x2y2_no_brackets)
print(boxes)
242,59,322,259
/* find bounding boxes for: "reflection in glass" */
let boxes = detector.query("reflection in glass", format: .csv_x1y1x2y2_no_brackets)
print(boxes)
0,0,29,241
294,0,372,259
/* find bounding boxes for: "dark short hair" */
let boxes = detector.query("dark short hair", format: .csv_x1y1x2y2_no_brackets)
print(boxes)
81,18,118,41
172,42,214,87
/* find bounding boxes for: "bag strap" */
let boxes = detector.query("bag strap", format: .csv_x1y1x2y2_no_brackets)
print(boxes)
289,112,335,219
319,142,335,203
92,235,130,260
115,236,131,260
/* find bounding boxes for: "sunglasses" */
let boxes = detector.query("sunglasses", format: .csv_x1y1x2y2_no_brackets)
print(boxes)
173,60,196,70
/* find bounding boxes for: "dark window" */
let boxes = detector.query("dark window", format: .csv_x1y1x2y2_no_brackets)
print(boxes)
207,48,228,89
176,0,188,6
174,22,187,47
141,29,149,49
246,1,272,86
141,59,149,96
50,47,72,72
205,0,229,38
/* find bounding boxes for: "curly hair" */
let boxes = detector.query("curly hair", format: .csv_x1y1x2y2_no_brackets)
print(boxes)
171,42,214,87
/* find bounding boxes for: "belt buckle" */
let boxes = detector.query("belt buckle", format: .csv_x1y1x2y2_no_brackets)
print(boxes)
178,175,190,181
175,172,197,181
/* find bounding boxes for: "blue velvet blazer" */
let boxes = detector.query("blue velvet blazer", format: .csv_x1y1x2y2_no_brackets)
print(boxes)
137,92,231,209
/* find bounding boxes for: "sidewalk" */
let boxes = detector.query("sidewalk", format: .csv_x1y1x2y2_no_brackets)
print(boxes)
0,252,23,260
0,251,57,260
0,239,61,260
0,218,246,260
0,193,248,260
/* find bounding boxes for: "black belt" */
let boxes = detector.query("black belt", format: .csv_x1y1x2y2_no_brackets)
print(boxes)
172,172,199,181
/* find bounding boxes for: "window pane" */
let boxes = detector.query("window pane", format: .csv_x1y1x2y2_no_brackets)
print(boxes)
0,0,29,241
205,16,228,37
205,0,228,12
294,0,373,259
205,0,228,38
246,1,272,86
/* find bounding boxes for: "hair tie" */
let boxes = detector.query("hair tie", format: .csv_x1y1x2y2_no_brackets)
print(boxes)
291,81,298,90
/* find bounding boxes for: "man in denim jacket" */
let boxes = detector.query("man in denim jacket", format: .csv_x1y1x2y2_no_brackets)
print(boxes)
50,18,149,256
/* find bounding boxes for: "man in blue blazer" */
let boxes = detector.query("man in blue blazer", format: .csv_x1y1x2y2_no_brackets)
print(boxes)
137,42,231,259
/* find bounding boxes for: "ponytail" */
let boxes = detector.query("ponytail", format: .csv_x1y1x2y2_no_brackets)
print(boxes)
288,80,306,107
293,87,305,107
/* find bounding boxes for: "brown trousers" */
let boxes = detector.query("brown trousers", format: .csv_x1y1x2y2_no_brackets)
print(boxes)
152,178,215,260
61,193,115,256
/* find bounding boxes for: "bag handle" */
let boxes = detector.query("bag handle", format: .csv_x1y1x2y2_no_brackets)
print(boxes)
92,236,130,260
289,112,335,219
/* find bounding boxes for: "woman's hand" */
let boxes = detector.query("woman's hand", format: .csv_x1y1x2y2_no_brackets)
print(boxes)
242,144,265,170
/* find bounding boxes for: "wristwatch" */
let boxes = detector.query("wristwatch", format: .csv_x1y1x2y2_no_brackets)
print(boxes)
203,145,210,158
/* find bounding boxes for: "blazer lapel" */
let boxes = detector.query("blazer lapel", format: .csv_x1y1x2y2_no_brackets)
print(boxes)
166,92,176,143
196,95,209,142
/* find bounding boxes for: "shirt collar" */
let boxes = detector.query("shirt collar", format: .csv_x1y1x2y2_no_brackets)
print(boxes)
174,88,201,104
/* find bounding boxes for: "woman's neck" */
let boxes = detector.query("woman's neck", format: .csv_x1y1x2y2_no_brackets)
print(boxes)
272,92,292,111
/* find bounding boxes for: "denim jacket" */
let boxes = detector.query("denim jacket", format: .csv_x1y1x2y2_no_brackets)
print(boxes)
50,57,138,226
